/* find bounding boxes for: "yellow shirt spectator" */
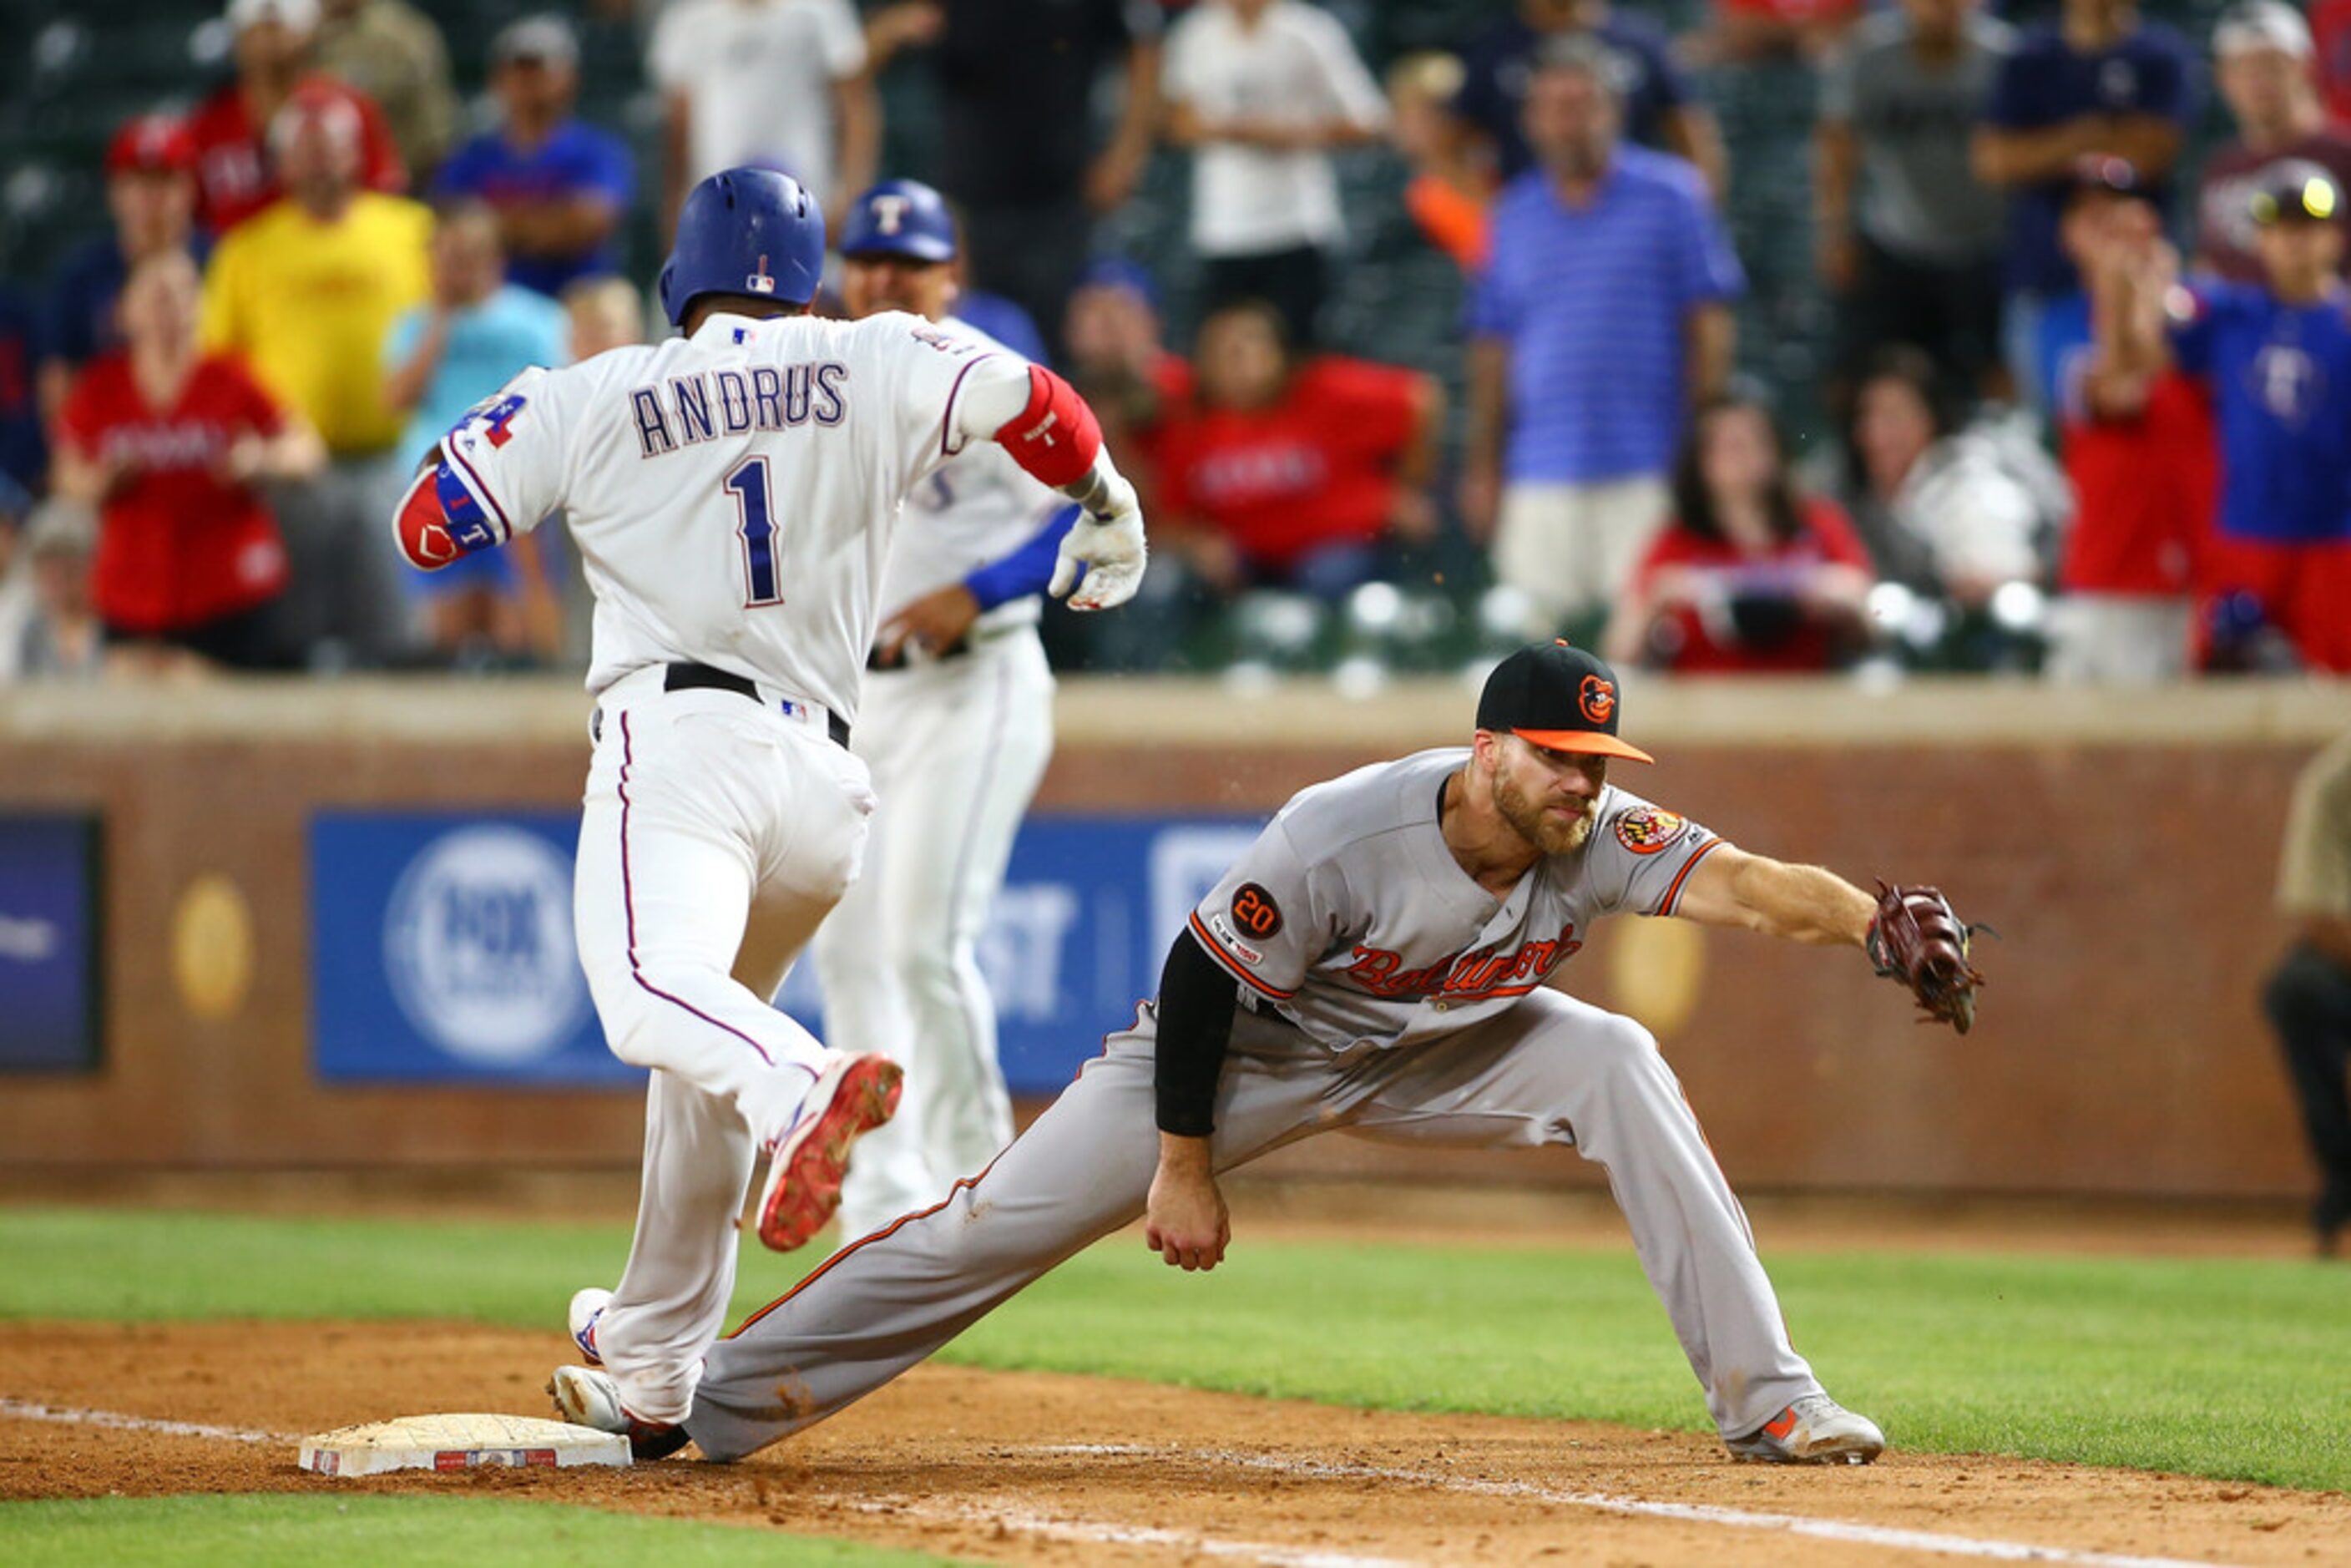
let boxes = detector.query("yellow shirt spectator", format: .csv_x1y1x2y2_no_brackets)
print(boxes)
201,191,432,456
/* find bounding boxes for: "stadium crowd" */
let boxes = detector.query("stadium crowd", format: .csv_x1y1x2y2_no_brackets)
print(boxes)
2,0,2349,683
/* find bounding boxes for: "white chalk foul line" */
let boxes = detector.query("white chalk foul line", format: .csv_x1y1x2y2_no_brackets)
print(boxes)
1031,1444,2247,1568
842,1496,1422,1568
0,1394,1416,1568
0,1396,289,1445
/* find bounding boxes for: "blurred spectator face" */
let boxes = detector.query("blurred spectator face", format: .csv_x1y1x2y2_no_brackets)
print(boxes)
109,169,196,256
2057,185,2156,270
119,253,204,359
494,53,578,128
1897,0,1971,43
2218,45,2310,134
1853,373,1938,494
564,279,645,359
231,0,318,78
1696,402,1780,505
31,533,94,624
1522,62,1619,180
842,255,957,322
1387,54,1466,165
431,207,505,307
2255,210,2347,288
1064,281,1162,371
1196,306,1290,411
272,94,363,209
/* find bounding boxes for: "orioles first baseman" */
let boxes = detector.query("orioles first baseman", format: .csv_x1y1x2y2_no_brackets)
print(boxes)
549,640,1984,1465
815,180,1075,1242
388,168,1147,1439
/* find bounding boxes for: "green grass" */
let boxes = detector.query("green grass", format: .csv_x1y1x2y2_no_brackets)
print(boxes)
0,1495,967,1565
3,1206,2349,1490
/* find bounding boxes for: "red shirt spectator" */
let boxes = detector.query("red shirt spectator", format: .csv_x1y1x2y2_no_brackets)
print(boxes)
1621,498,1873,671
1156,301,1439,594
2053,368,2213,598
52,251,321,668
188,74,404,233
2310,0,2351,124
1606,394,1875,672
60,352,291,634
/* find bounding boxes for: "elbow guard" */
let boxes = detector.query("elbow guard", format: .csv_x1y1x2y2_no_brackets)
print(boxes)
994,364,1103,489
392,458,500,571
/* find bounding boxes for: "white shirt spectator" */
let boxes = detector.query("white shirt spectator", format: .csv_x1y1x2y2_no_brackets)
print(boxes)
649,0,867,204
1163,0,1388,256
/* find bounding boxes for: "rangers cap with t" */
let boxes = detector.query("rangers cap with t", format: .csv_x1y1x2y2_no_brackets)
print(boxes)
1477,640,1654,764
839,179,957,263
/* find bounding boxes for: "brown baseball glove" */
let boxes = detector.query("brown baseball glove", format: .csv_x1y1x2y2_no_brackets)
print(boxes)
1866,882,1986,1034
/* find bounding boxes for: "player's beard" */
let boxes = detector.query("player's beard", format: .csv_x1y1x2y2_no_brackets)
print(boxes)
1493,770,1596,857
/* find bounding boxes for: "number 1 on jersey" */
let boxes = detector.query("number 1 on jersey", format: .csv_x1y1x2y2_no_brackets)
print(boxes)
726,457,784,607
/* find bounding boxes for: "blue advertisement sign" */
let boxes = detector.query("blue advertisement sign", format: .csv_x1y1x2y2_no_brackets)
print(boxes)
0,813,102,1071
312,812,632,1085
781,814,1268,1095
311,810,1269,1093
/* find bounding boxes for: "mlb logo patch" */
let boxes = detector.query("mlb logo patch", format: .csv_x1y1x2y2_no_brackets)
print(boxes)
746,253,776,295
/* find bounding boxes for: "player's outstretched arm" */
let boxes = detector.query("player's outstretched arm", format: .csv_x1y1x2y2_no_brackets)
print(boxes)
1675,844,1987,1031
1668,843,1874,948
953,357,1148,611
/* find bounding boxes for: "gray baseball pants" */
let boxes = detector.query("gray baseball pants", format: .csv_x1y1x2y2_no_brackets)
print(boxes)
685,986,1822,1460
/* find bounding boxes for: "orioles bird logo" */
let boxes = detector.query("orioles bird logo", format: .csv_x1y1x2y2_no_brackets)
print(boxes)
1579,675,1615,725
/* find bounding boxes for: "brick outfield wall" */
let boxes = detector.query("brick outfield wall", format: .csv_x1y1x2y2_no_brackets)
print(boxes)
1,676,2345,1201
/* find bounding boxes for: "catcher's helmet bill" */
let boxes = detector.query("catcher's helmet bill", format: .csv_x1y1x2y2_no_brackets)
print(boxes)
839,178,957,264
658,167,827,326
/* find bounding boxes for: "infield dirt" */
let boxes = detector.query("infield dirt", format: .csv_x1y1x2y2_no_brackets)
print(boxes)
3,1319,2345,1567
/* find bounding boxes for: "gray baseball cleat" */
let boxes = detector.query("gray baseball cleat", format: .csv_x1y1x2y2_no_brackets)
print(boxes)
547,1365,691,1461
1724,1393,1885,1464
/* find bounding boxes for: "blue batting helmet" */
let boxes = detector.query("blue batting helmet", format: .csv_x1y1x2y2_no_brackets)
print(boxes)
658,167,827,326
838,178,957,263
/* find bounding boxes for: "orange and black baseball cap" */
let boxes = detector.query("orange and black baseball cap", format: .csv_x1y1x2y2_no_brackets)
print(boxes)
1476,640,1653,765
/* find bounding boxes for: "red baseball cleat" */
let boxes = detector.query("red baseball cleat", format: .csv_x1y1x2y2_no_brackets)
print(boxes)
756,1052,903,1253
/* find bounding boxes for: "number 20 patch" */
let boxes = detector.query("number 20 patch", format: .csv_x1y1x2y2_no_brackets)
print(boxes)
1231,883,1284,939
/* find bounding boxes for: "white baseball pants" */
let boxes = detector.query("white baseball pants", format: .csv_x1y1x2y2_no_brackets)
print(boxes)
571,665,876,1422
815,628,1055,1242
685,987,1822,1459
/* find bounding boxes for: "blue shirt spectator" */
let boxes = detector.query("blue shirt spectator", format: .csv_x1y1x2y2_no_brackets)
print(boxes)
2172,280,2351,544
1468,146,1745,483
432,15,635,298
1982,18,2198,295
386,284,569,473
1454,3,1698,181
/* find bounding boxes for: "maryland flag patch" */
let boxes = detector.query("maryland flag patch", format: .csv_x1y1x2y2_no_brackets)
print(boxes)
1614,806,1688,857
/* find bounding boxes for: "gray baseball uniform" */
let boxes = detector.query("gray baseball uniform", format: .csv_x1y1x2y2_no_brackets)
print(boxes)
684,747,1823,1459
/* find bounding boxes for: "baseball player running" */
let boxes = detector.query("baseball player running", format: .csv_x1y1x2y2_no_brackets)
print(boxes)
550,640,1982,1464
388,168,1148,1442
814,180,1074,1242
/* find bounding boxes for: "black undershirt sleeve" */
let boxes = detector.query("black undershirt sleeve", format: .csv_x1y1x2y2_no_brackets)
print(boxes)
1153,927,1241,1137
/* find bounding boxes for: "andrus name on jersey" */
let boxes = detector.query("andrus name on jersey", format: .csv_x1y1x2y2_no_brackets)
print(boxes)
630,362,851,458
1342,925,1583,1001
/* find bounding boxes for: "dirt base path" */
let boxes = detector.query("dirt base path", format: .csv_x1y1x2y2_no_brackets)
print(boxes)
5,1323,2346,1566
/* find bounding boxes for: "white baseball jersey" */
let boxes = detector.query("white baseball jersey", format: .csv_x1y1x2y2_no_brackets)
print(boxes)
433,309,1023,719
879,319,1067,632
1189,748,1722,1053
